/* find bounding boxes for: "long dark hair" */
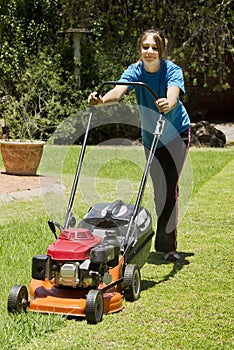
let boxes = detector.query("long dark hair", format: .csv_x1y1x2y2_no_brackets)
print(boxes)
137,29,168,62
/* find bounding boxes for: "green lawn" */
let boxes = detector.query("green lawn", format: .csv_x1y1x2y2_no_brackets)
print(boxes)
0,145,233,350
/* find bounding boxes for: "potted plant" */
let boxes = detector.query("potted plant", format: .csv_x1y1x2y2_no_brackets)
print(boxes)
0,76,49,175
0,53,60,176
0,50,84,175
0,89,48,176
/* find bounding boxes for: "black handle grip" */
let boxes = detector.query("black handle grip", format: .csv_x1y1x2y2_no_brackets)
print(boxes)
96,81,159,100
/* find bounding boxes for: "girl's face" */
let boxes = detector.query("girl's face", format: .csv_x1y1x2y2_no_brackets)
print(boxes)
140,34,161,72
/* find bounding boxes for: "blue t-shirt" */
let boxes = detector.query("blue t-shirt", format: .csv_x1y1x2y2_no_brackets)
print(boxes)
119,60,190,148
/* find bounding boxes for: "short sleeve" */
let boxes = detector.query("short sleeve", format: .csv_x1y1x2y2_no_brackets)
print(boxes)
119,64,139,92
167,64,185,95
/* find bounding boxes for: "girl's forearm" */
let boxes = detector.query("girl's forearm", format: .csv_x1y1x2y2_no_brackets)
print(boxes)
102,85,128,103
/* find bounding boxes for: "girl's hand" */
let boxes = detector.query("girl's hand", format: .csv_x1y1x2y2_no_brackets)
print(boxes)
155,86,180,113
155,98,170,113
88,92,104,106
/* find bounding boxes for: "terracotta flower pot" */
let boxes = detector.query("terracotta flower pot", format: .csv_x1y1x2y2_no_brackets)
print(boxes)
0,140,45,176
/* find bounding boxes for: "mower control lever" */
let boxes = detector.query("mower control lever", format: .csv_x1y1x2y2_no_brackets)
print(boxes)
48,220,63,239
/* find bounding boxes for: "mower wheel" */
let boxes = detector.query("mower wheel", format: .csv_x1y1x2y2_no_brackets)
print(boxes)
7,284,29,313
124,264,141,302
86,289,104,324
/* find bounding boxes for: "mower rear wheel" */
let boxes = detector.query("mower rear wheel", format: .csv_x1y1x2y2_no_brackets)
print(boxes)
7,284,29,313
124,264,141,302
86,290,104,324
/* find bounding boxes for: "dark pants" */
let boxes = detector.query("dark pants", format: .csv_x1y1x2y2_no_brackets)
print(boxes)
145,129,190,252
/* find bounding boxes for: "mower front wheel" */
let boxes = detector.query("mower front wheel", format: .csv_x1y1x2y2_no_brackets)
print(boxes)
124,264,141,302
7,284,29,313
86,289,104,324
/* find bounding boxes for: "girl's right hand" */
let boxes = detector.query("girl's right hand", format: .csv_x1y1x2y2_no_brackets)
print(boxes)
88,92,104,106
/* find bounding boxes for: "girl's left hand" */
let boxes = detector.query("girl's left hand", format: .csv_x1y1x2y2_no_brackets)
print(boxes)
155,98,170,114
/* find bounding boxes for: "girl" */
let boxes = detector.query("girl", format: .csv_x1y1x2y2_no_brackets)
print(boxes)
88,29,190,262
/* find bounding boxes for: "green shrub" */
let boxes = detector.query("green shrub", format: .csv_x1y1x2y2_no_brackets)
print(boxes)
1,50,87,140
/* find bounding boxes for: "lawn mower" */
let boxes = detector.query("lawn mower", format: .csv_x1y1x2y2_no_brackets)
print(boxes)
7,82,165,324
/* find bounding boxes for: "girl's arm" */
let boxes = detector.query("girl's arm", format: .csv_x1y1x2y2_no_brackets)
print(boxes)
88,85,128,105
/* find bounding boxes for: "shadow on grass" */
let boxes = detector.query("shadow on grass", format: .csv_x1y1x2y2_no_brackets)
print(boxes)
141,251,194,291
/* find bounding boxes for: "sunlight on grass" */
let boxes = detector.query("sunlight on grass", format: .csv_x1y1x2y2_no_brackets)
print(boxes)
0,145,233,349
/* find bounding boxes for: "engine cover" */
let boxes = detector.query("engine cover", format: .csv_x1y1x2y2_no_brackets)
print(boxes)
47,228,103,261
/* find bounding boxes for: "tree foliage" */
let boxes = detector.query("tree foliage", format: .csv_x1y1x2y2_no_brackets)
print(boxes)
0,0,64,91
62,0,233,91
171,0,234,91
0,0,233,139
2,50,85,139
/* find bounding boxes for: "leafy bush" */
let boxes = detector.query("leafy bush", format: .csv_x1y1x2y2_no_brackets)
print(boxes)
0,0,63,92
1,50,87,140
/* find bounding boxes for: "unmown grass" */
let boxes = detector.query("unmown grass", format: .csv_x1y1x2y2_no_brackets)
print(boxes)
0,145,233,349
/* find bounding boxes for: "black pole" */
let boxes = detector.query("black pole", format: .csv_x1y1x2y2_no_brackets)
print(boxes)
124,114,165,250
64,106,94,228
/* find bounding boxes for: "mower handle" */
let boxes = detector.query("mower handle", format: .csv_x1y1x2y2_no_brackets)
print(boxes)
96,81,159,101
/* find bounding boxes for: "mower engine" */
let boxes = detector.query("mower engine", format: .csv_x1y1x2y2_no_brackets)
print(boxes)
32,228,120,289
